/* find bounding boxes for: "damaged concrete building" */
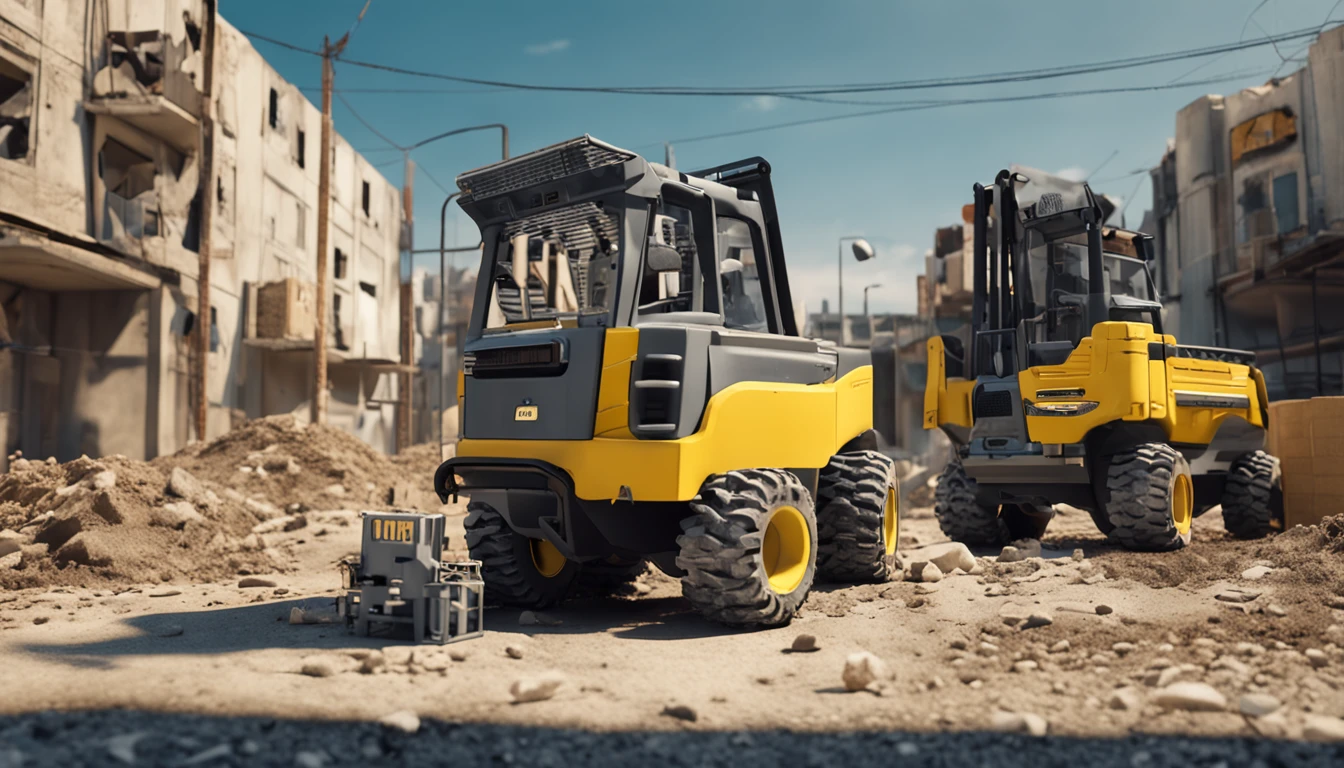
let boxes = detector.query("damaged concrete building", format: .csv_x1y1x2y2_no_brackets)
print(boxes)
0,0,404,470
1150,25,1344,399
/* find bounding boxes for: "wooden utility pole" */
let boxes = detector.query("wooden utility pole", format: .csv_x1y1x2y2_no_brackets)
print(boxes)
312,36,336,425
193,0,217,442
396,154,415,451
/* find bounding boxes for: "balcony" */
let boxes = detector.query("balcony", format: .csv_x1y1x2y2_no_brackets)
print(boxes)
84,31,202,153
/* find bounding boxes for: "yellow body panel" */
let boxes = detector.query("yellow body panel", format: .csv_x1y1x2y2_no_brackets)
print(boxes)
922,335,973,430
925,321,1265,445
457,366,874,502
593,328,639,439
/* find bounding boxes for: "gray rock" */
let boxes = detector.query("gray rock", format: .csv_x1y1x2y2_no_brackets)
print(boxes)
151,501,205,529
238,576,277,588
1215,588,1261,603
1022,612,1054,629
378,710,421,733
1154,682,1226,712
1305,648,1329,668
1304,715,1344,741
842,651,891,692
1240,565,1273,581
661,704,698,723
990,710,1047,736
1108,686,1143,711
907,542,976,574
505,645,525,660
168,467,206,502
789,634,818,653
294,751,329,768
106,732,147,765
510,671,565,703
1238,693,1281,717
1095,604,1114,615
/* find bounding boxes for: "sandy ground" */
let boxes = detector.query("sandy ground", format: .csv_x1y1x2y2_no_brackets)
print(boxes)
3,499,1344,756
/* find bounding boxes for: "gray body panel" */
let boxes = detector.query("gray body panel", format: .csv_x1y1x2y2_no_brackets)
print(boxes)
629,325,712,440
462,328,604,441
1180,415,1267,476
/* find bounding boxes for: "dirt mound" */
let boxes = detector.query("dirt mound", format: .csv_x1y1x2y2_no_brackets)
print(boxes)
157,415,443,513
0,455,278,590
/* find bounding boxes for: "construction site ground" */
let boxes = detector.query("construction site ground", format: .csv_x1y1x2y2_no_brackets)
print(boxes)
2,425,1344,765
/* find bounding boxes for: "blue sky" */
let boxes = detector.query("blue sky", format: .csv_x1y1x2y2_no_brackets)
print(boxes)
219,0,1342,315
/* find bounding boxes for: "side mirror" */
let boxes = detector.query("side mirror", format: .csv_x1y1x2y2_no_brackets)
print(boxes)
1136,235,1156,262
646,242,682,273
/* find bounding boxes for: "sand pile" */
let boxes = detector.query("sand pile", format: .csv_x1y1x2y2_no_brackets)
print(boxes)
157,415,445,512
0,454,278,589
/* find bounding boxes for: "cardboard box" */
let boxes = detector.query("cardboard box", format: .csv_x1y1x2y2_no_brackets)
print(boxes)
1270,396,1344,529
255,278,316,341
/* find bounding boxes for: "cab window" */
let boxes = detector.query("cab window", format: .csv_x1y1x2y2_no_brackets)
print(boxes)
717,216,769,332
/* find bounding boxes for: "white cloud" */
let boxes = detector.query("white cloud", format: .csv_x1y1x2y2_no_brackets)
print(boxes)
782,244,923,316
1053,166,1088,182
524,39,570,56
742,95,782,112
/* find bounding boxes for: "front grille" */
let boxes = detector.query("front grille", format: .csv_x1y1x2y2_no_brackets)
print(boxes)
457,136,635,202
471,342,566,378
974,389,1013,419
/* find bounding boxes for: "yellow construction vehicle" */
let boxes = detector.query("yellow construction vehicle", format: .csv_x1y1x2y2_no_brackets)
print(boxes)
435,136,899,627
924,171,1281,551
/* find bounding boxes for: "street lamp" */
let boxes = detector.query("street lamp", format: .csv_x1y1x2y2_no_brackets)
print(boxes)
838,236,876,344
863,283,882,317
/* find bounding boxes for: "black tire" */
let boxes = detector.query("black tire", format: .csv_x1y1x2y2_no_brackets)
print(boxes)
464,501,577,608
1103,443,1193,552
816,450,899,583
934,461,1008,545
675,469,817,628
1221,450,1282,539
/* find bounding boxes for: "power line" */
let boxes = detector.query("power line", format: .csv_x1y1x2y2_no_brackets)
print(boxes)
649,69,1273,148
1086,149,1120,181
239,22,1339,99
336,91,405,150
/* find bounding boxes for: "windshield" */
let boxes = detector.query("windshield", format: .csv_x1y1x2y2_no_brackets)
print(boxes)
1025,242,1153,310
483,201,618,329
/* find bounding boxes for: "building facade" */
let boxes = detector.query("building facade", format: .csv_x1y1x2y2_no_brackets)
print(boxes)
0,0,404,470
1150,25,1344,400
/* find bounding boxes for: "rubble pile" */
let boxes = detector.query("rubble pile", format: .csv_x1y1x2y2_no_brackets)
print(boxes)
0,415,451,589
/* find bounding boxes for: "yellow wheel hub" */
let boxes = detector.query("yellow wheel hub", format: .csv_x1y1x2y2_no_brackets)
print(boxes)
883,485,899,555
1172,472,1193,535
763,505,810,594
529,538,567,578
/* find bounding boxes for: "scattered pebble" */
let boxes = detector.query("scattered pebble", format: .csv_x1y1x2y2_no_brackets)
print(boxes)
661,704,698,723
1108,686,1143,711
1240,565,1273,581
1095,604,1114,616
378,710,421,734
1239,693,1282,717
990,710,1047,736
907,542,976,574
510,671,565,703
909,561,944,583
1049,640,1071,654
300,657,338,678
1304,714,1344,741
1154,682,1226,712
1306,648,1330,668
148,588,182,598
238,577,277,588
505,645,525,660
789,634,818,653
1022,612,1053,630
842,651,891,692
32,617,49,626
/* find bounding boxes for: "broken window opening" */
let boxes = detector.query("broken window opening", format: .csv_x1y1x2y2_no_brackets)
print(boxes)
209,306,219,352
1273,172,1300,236
332,293,349,351
361,181,371,216
1237,177,1273,245
359,281,376,297
107,31,165,90
99,137,160,241
334,248,348,280
0,58,34,162
296,202,306,250
182,12,203,52
268,88,279,130
296,129,306,168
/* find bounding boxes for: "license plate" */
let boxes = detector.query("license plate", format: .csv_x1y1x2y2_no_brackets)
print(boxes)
515,405,538,421
370,518,415,543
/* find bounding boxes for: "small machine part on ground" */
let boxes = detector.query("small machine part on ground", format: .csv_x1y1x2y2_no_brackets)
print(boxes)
339,512,484,644
924,170,1282,551
435,135,900,628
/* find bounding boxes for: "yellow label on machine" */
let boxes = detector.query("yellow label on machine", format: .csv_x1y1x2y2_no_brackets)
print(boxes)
515,405,538,421
370,518,415,543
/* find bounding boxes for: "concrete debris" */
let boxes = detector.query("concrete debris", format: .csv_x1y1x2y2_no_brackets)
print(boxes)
1154,682,1227,712
1306,648,1330,668
378,710,421,733
1238,693,1282,717
998,539,1042,563
1012,660,1039,673
1022,612,1054,630
1210,656,1251,676
661,704,698,723
907,542,976,574
1108,686,1143,711
300,656,339,678
1303,714,1344,741
238,577,277,588
150,502,204,529
167,467,206,502
908,561,944,583
789,634,818,653
1267,603,1288,617
990,710,1048,737
1049,640,1071,654
1112,642,1137,656
842,651,891,692
148,588,182,597
1240,565,1273,581
997,546,1026,563
0,551,20,570
509,671,565,703
1215,588,1261,603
